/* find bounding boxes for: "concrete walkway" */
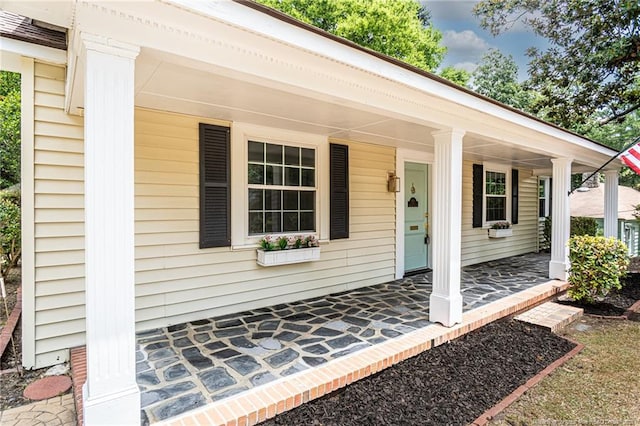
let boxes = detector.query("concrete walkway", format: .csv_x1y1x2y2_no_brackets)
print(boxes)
0,394,76,426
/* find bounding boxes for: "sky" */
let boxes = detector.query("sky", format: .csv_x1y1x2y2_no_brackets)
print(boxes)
424,0,549,81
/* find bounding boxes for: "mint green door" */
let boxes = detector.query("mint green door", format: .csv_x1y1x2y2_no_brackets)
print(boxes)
404,162,429,272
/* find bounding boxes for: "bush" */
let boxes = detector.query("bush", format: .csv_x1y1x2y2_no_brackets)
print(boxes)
0,188,21,278
568,236,629,304
570,216,598,237
541,216,598,252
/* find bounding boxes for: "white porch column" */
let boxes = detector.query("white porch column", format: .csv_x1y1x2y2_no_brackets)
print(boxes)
429,129,464,326
82,34,140,425
549,158,573,280
604,170,619,238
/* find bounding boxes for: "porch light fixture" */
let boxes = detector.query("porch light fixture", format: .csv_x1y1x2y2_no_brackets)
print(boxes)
387,172,400,192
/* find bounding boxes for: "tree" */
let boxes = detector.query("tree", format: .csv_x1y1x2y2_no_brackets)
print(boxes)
257,0,446,71
439,66,470,87
0,71,21,189
474,0,640,128
471,49,532,110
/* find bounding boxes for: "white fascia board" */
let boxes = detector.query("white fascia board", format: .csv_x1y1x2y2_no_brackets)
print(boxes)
0,36,67,65
165,0,616,158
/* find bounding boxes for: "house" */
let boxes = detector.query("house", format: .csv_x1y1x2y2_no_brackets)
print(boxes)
570,174,640,255
0,0,621,423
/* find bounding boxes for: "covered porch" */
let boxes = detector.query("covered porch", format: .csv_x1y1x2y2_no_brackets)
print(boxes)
131,252,555,424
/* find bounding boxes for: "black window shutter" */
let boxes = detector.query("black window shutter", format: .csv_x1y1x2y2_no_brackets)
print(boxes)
472,164,483,228
511,169,519,225
330,143,349,239
199,124,231,248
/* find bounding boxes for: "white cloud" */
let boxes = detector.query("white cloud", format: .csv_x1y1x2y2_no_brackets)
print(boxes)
453,61,479,73
442,30,490,52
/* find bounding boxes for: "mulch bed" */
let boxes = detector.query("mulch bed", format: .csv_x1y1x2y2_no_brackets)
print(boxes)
262,319,576,426
558,275,640,317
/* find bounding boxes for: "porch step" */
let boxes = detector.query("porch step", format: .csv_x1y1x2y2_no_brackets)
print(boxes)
515,302,583,333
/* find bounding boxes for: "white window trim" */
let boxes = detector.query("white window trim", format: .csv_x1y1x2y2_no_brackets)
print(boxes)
539,176,551,219
231,122,329,248
482,162,511,227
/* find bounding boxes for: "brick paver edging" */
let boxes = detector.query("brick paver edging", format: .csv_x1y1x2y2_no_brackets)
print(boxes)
470,337,585,426
70,346,86,426
0,286,21,359
157,280,568,426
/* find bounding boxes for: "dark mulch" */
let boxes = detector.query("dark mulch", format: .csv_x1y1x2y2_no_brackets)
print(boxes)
262,319,576,426
558,275,640,317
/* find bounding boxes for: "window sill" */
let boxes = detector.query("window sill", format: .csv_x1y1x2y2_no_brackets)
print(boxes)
488,228,513,238
257,247,321,267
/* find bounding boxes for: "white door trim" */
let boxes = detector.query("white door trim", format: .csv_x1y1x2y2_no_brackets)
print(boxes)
395,148,434,279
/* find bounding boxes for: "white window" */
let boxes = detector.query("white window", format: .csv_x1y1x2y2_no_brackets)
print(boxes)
483,163,511,225
539,177,550,218
230,123,330,247
247,141,316,234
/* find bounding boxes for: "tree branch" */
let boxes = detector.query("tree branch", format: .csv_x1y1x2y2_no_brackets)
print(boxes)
599,103,640,125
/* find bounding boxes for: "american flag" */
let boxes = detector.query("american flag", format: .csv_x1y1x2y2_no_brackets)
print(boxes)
620,142,640,174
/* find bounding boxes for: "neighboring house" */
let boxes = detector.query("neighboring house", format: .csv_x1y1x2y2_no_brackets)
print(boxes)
570,178,640,256
0,1,621,423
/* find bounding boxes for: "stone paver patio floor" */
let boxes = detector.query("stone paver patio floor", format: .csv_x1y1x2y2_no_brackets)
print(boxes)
137,252,550,424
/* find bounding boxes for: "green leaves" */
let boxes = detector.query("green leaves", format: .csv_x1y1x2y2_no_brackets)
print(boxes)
257,0,446,72
0,188,21,279
474,0,640,128
0,71,21,189
567,235,629,304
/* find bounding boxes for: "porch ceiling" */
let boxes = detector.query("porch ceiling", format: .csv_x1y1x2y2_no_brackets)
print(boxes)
132,48,568,172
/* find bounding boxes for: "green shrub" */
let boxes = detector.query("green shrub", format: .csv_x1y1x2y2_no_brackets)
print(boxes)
0,188,21,278
568,236,629,304
570,216,598,237
541,216,551,251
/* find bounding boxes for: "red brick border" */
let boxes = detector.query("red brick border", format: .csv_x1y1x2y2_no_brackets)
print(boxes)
0,286,21,358
70,346,87,426
470,338,585,426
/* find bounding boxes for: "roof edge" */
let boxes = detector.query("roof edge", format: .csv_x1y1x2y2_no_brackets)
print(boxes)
233,0,615,154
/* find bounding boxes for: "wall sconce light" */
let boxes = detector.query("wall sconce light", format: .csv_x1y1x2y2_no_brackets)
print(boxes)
387,172,400,192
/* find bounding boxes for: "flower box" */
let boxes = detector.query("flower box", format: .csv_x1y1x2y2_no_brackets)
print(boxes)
257,247,321,267
488,228,513,238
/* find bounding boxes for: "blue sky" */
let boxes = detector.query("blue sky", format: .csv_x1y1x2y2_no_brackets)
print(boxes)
424,1,549,81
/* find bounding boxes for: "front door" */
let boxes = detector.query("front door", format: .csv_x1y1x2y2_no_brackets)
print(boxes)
404,162,429,273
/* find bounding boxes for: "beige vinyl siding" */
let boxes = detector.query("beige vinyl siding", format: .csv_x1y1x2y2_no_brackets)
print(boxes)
32,62,85,368
461,160,538,266
134,109,395,329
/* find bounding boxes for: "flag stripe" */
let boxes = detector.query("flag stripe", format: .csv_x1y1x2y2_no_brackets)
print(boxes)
620,144,640,175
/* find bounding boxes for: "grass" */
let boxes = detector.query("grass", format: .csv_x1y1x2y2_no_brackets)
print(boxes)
490,317,640,425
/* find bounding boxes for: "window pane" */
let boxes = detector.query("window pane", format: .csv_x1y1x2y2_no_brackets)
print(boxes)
300,212,314,231
266,165,283,185
265,212,281,233
248,164,264,185
265,190,281,210
248,189,263,211
285,146,299,166
301,148,315,167
285,167,300,186
539,181,545,197
248,141,264,162
283,190,298,210
486,197,506,221
249,212,263,235
539,200,546,218
300,191,314,210
266,143,282,164
486,171,506,195
283,212,298,232
301,169,315,187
